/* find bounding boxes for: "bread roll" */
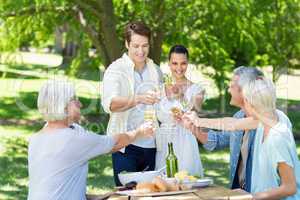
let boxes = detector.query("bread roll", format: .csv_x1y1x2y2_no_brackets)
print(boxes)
152,177,168,192
136,182,159,193
179,184,189,191
167,182,180,191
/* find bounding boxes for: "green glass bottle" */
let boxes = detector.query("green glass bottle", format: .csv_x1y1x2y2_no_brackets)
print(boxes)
166,142,178,177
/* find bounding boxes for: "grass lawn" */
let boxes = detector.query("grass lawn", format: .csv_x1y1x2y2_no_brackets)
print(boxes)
1,54,300,199
0,93,299,200
0,125,299,200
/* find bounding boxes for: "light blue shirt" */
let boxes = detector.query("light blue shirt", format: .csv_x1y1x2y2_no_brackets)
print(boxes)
27,124,115,200
203,109,292,192
127,65,163,148
251,120,300,199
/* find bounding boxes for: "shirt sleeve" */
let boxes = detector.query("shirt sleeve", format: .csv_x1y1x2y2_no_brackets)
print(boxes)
101,68,121,114
203,129,231,151
203,110,244,151
67,127,116,163
269,133,295,169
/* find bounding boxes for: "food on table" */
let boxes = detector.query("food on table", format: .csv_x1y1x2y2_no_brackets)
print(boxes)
124,181,137,190
167,182,180,191
136,176,181,193
136,182,160,193
175,171,197,182
120,173,212,194
152,177,168,192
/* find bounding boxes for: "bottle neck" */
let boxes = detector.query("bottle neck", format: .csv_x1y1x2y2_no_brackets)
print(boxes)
169,143,174,155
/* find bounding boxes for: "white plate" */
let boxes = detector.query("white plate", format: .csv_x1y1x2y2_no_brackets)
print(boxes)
181,178,213,188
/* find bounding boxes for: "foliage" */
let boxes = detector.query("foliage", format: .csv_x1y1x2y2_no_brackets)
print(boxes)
0,0,300,111
250,0,300,81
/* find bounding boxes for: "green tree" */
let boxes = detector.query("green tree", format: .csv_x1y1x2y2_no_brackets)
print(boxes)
170,0,300,112
250,0,300,81
180,0,258,113
1,0,299,112
0,0,191,67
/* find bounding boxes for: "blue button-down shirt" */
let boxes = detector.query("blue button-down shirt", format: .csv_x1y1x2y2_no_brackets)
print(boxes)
203,110,256,192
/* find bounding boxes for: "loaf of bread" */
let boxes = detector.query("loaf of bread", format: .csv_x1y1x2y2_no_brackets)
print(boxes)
136,176,182,193
152,177,168,192
136,182,159,193
167,182,180,191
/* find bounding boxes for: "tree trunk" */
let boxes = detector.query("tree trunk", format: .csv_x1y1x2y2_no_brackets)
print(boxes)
54,27,63,54
62,41,77,65
150,29,164,65
149,0,166,65
272,66,277,82
97,0,122,68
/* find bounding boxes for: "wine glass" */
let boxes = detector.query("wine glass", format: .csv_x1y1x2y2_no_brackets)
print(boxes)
154,84,165,100
180,97,193,112
163,74,173,86
144,108,156,122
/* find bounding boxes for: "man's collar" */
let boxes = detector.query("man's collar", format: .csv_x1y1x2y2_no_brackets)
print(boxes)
122,53,153,69
122,53,135,68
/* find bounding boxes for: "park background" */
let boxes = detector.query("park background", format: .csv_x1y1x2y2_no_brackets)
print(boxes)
0,0,300,199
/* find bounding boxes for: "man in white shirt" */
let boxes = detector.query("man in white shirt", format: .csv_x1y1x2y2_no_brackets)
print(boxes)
102,21,163,186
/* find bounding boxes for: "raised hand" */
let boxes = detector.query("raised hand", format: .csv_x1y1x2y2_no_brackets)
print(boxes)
165,84,184,100
135,90,160,105
191,92,204,111
136,122,156,138
182,111,200,127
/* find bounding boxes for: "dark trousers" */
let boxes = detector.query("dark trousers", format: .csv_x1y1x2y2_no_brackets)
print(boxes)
112,144,156,186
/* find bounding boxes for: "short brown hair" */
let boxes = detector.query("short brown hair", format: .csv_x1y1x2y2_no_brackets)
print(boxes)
124,21,151,44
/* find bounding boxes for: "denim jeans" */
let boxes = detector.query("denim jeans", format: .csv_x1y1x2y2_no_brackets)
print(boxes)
112,144,156,186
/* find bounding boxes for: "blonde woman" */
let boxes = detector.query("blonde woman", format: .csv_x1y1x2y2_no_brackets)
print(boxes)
243,78,300,199
27,80,155,200
183,78,300,199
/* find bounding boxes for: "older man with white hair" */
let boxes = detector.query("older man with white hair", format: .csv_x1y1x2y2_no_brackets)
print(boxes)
177,66,292,193
27,80,155,200
182,76,299,199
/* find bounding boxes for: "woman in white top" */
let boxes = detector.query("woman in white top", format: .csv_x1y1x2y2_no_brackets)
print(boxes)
27,80,155,200
155,45,205,176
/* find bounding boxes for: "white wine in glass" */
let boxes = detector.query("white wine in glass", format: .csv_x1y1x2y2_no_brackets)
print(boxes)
144,106,156,122
181,97,193,112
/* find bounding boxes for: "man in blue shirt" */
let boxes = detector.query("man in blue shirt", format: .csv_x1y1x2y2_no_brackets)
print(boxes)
189,66,264,192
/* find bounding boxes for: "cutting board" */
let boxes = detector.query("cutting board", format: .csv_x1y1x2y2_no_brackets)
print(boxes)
116,189,198,197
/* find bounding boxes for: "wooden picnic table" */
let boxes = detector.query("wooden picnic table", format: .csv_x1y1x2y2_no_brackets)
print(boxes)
87,185,253,200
